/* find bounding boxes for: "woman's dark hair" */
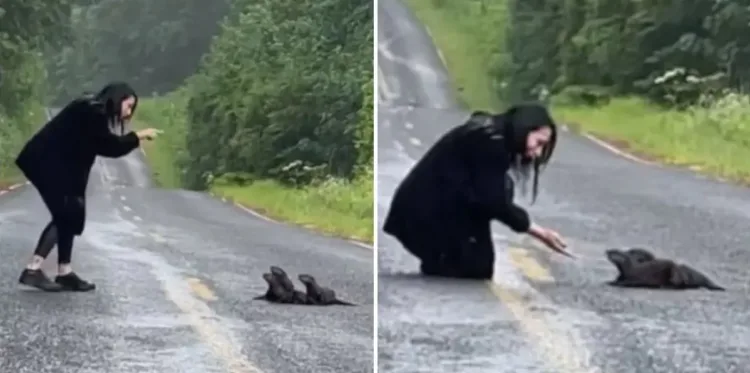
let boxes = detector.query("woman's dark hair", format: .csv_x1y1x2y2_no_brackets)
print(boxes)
90,82,138,134
502,103,558,204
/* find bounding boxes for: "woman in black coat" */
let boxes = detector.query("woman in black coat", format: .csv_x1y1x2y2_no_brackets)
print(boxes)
16,82,161,292
383,103,570,280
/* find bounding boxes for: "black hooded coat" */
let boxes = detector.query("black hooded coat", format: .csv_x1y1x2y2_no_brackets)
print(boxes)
15,82,141,235
382,104,557,277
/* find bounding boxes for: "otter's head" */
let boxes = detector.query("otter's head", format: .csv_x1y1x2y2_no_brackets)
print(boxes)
270,266,287,277
626,248,655,263
262,272,274,284
298,274,315,285
606,248,632,273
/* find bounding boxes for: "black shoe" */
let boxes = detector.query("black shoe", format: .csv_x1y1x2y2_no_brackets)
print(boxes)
55,272,96,292
19,269,63,292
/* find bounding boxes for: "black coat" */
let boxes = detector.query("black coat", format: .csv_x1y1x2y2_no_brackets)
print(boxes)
383,105,556,264
15,98,140,235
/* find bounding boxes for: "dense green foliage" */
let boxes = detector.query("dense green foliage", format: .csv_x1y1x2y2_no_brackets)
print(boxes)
497,0,750,107
0,1,82,181
2,0,373,238
4,0,373,186
1,0,228,180
356,76,375,168
182,0,373,190
409,0,750,185
418,0,750,109
47,0,230,103
131,0,374,240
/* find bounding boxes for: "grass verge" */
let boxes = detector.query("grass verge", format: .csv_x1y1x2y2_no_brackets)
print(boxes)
134,92,190,189
0,175,24,190
555,96,750,184
404,0,750,185
212,173,373,244
134,94,373,244
405,0,507,111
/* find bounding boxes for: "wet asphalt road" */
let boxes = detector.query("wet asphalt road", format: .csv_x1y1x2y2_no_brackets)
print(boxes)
376,0,750,372
0,132,373,372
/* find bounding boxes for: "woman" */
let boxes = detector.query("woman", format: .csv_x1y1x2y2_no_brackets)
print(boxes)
383,103,570,280
15,82,161,292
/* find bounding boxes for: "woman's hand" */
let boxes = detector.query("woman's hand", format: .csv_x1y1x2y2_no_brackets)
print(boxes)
528,223,574,258
136,128,163,141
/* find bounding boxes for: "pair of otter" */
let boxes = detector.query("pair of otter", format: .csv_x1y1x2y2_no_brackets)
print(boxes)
254,266,356,306
606,247,725,291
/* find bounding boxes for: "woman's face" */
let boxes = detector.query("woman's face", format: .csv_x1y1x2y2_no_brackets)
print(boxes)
120,95,136,120
525,126,552,159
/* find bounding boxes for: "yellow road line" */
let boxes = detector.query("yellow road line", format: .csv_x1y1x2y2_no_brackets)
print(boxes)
508,247,555,283
486,247,599,372
187,277,218,301
488,282,597,372
162,276,263,373
121,213,262,372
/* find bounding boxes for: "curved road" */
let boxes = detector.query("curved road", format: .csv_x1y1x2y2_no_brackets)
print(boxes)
377,0,750,372
0,120,373,372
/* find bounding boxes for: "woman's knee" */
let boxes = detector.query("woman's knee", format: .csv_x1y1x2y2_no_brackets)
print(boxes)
457,238,494,279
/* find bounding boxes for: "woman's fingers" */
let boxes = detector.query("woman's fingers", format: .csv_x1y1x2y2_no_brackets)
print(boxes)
550,239,574,258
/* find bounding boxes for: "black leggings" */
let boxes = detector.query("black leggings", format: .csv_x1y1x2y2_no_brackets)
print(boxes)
33,221,75,264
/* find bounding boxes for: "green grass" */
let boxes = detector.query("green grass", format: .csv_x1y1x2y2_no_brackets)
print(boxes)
212,173,373,243
133,93,373,244
134,92,190,189
555,96,750,183
404,0,750,184
0,173,24,190
406,0,508,111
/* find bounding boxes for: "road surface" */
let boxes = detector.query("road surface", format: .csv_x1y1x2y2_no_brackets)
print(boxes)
376,0,750,372
0,119,373,372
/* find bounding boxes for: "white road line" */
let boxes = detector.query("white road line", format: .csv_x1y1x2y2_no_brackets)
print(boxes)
233,202,278,224
349,240,374,250
0,182,27,198
424,25,448,67
221,198,372,251
583,134,658,167
408,137,422,146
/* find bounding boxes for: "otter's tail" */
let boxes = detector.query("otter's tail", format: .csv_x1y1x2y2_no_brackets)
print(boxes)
704,281,726,291
697,272,725,291
333,299,357,306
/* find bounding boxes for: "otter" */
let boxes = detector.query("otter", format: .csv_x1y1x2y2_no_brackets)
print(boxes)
610,247,657,282
298,274,356,306
254,272,292,303
270,266,295,292
270,266,310,304
605,249,725,291
622,247,656,263
254,272,310,304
